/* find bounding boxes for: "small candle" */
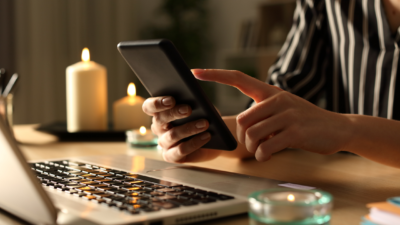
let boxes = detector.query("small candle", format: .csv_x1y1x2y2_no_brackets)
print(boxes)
113,83,151,130
126,126,158,147
248,188,332,224
66,48,108,132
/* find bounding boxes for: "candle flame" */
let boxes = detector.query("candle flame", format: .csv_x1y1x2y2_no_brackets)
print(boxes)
127,83,136,97
139,126,146,135
81,48,90,62
287,194,295,202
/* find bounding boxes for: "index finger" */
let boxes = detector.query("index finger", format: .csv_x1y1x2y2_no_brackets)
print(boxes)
142,96,176,116
192,69,281,103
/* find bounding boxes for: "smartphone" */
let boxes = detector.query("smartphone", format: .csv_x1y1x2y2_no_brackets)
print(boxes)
117,39,237,150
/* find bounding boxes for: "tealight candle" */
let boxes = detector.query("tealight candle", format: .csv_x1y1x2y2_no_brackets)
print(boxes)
248,188,332,225
126,126,158,147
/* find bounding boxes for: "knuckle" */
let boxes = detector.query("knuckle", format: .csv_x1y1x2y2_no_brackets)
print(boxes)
175,144,186,158
167,129,179,142
288,126,303,142
274,91,289,103
236,113,247,127
153,114,163,125
184,122,197,136
245,127,257,141
151,123,157,134
168,108,177,121
189,137,199,150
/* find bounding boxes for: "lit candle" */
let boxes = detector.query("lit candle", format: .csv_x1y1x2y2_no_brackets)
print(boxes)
66,48,108,132
113,83,151,130
126,126,158,147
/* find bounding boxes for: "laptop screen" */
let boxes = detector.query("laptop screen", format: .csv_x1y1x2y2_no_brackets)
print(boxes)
0,118,57,224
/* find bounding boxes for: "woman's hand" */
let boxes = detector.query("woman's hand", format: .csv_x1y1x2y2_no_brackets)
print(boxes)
192,69,354,161
142,96,221,163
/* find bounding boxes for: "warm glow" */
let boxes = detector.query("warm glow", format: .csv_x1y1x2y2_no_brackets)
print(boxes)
131,156,145,173
287,194,295,202
81,48,90,62
127,83,136,97
139,126,146,135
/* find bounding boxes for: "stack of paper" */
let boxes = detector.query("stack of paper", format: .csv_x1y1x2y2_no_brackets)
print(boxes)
362,197,400,225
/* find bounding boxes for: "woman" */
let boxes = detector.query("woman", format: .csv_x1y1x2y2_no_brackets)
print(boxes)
142,0,400,168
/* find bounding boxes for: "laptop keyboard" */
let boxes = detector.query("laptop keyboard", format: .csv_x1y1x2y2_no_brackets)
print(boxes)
30,160,235,214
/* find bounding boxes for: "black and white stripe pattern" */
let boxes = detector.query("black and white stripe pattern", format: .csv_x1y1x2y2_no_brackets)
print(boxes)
269,0,400,120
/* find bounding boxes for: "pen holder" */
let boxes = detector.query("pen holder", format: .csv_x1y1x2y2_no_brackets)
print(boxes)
0,94,14,135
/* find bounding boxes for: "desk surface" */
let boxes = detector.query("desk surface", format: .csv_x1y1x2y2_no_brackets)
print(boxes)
6,124,400,224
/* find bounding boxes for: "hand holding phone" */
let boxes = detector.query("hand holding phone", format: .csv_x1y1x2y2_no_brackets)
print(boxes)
117,39,237,153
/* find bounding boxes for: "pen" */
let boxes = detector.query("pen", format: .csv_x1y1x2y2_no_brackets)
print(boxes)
2,73,19,97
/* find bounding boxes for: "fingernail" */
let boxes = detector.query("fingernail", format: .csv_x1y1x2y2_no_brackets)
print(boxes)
196,120,206,129
162,97,172,106
191,69,204,75
178,105,188,114
200,132,211,140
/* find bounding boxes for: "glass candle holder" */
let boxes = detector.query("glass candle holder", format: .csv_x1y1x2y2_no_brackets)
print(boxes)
248,188,333,225
126,126,158,148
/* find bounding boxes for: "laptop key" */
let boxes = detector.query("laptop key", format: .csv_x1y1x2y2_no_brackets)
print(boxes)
96,174,114,178
149,192,165,197
83,190,104,195
64,177,84,181
173,186,195,191
93,199,107,204
77,186,94,192
92,193,112,199
83,176,104,181
73,192,87,197
156,195,178,201
156,188,176,193
107,203,117,207
104,189,121,194
83,195,97,200
190,196,217,203
65,189,79,195
166,191,188,196
125,192,141,198
122,186,142,192
80,181,100,186
88,184,108,189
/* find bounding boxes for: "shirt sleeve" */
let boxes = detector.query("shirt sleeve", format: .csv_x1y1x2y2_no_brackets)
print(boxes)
268,0,329,105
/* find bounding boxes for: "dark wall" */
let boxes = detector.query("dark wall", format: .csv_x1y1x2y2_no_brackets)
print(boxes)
0,0,15,73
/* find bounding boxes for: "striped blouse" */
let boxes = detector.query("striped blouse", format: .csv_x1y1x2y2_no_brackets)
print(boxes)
269,0,400,120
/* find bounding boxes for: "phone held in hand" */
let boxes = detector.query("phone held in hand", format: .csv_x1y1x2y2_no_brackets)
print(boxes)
117,39,237,150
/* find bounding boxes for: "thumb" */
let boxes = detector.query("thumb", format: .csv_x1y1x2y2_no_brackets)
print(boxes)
192,69,280,103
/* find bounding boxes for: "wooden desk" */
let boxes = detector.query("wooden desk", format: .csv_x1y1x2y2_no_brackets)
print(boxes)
6,124,400,224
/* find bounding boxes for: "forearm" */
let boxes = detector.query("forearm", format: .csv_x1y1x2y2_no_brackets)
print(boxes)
344,114,400,168
219,115,254,159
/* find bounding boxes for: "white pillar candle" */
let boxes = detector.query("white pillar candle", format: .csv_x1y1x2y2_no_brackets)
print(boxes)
66,48,108,132
113,83,151,131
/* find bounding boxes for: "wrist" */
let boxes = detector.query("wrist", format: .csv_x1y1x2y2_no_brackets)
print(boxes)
339,114,359,153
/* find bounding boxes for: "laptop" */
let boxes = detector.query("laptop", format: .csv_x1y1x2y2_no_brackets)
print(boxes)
0,117,310,225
